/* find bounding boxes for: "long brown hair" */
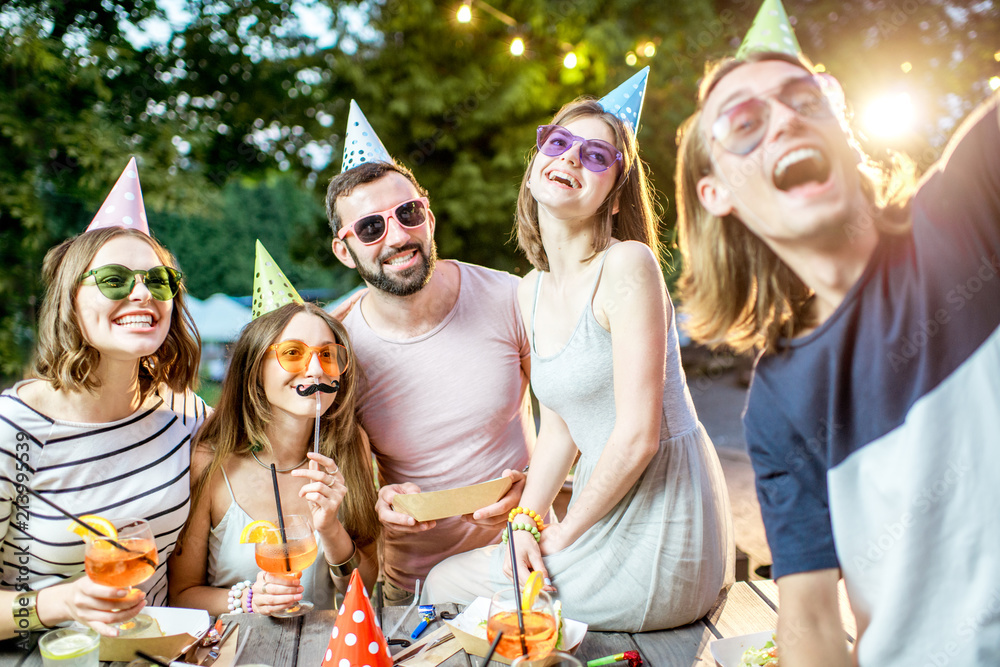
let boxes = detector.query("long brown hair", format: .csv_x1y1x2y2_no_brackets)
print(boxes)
189,302,380,549
675,52,914,354
516,98,661,271
31,227,201,400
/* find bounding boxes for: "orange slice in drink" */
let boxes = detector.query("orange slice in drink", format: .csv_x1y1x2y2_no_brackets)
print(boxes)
239,520,281,544
521,570,545,609
66,514,118,549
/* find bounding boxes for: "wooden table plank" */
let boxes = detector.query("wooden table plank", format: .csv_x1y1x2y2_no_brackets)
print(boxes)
750,578,857,643
225,613,302,666
705,582,777,638
632,622,716,667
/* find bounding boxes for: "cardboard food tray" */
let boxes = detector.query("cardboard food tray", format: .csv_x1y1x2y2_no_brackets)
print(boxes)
97,606,210,662
708,629,775,667
443,597,587,666
392,476,513,522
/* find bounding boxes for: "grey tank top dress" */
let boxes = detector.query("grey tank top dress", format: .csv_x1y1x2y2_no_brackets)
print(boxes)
491,250,734,631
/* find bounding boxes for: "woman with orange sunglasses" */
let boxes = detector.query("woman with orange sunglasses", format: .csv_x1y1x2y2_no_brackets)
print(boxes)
170,246,380,616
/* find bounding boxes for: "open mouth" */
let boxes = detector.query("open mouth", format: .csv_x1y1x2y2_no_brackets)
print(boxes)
773,147,831,192
114,314,154,328
546,170,581,189
383,248,418,267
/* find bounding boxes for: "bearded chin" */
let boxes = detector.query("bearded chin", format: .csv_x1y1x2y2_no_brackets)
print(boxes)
348,241,437,297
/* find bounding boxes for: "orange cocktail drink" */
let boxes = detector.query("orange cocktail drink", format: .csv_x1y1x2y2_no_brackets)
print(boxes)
487,589,557,659
252,514,318,617
82,517,158,634
85,538,158,587
255,537,318,575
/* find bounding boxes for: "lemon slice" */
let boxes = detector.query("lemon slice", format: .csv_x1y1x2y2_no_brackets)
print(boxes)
68,515,117,541
239,519,280,544
521,570,545,609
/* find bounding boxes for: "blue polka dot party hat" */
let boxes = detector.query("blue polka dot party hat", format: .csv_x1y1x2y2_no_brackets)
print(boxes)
341,100,393,173
598,66,649,134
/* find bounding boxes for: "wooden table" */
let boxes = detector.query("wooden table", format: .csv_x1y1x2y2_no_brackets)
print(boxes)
1,580,857,666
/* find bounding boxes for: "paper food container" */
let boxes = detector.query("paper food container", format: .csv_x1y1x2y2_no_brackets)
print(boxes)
392,477,513,522
708,629,776,667
443,597,587,666
98,606,210,662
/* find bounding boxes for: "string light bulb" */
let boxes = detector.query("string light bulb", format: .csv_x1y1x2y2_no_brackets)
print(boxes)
457,2,472,23
563,52,578,69
642,41,656,58
901,61,912,73
625,52,637,66
991,77,1000,91
510,37,525,56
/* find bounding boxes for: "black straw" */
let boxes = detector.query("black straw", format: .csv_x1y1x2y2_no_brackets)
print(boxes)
25,487,151,563
482,631,504,666
134,650,170,666
269,464,292,571
505,522,528,657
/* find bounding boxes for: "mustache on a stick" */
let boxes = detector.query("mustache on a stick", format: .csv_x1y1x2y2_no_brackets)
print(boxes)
296,381,339,396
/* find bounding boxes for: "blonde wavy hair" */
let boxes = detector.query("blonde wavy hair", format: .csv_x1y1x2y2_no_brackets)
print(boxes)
516,98,661,271
188,302,381,550
675,52,913,354
30,227,201,400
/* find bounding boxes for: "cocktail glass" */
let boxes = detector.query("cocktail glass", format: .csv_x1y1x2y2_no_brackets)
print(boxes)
38,627,100,667
487,588,557,660
254,514,318,618
83,517,158,634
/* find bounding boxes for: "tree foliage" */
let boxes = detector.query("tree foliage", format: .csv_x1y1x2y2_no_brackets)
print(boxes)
2,0,999,381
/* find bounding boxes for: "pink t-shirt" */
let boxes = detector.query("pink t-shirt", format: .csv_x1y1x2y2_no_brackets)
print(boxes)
342,261,534,591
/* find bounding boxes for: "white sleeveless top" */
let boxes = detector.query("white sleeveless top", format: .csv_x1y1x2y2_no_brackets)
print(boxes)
206,468,336,610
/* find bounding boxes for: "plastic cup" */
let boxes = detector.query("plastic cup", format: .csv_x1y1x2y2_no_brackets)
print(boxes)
510,651,583,667
38,627,100,667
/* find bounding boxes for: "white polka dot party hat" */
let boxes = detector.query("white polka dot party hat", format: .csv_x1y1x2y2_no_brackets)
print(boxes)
341,100,393,173
321,569,392,667
737,0,802,59
85,157,150,235
598,66,649,134
251,240,304,320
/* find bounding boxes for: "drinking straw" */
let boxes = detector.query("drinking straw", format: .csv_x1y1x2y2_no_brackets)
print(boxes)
24,487,148,560
481,632,503,666
386,579,421,638
230,626,253,666
269,464,292,571
134,650,170,666
505,522,528,657
313,379,321,455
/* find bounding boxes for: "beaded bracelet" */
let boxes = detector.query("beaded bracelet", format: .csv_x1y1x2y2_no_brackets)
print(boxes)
501,523,541,543
508,506,544,531
246,587,254,613
227,580,252,614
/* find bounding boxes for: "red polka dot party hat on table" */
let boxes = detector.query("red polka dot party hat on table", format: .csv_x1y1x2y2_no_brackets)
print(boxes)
85,157,150,235
321,569,392,667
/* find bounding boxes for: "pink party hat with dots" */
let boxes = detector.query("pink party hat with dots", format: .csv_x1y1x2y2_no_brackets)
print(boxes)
341,100,393,173
321,569,392,667
85,157,150,235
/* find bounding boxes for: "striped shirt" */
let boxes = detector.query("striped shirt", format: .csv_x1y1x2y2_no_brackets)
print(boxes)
0,381,208,606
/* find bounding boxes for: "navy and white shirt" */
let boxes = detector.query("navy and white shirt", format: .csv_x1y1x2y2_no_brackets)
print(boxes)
0,382,208,607
745,99,1000,665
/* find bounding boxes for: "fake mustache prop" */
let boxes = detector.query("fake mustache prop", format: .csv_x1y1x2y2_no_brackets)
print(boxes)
296,381,339,396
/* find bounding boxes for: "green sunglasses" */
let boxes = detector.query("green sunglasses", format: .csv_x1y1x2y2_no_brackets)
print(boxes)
79,264,184,301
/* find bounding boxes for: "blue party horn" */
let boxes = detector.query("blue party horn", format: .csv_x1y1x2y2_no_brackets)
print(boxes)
410,604,436,639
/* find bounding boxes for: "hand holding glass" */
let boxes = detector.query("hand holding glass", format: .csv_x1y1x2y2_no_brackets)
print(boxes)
254,514,318,617
83,517,158,634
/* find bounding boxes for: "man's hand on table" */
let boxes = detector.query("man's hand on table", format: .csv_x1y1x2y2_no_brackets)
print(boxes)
377,483,437,534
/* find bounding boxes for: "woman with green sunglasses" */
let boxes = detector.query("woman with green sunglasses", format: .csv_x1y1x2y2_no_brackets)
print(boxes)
0,225,208,639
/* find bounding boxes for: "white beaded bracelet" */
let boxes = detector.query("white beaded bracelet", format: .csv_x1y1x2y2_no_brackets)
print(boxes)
227,580,252,613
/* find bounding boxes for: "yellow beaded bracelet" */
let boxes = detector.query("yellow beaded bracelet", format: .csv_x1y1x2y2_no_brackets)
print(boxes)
508,506,544,531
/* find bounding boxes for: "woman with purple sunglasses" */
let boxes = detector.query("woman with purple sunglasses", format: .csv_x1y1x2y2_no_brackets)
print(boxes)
425,87,734,632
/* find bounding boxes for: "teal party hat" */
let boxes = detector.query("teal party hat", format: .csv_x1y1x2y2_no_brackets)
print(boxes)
598,66,649,133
